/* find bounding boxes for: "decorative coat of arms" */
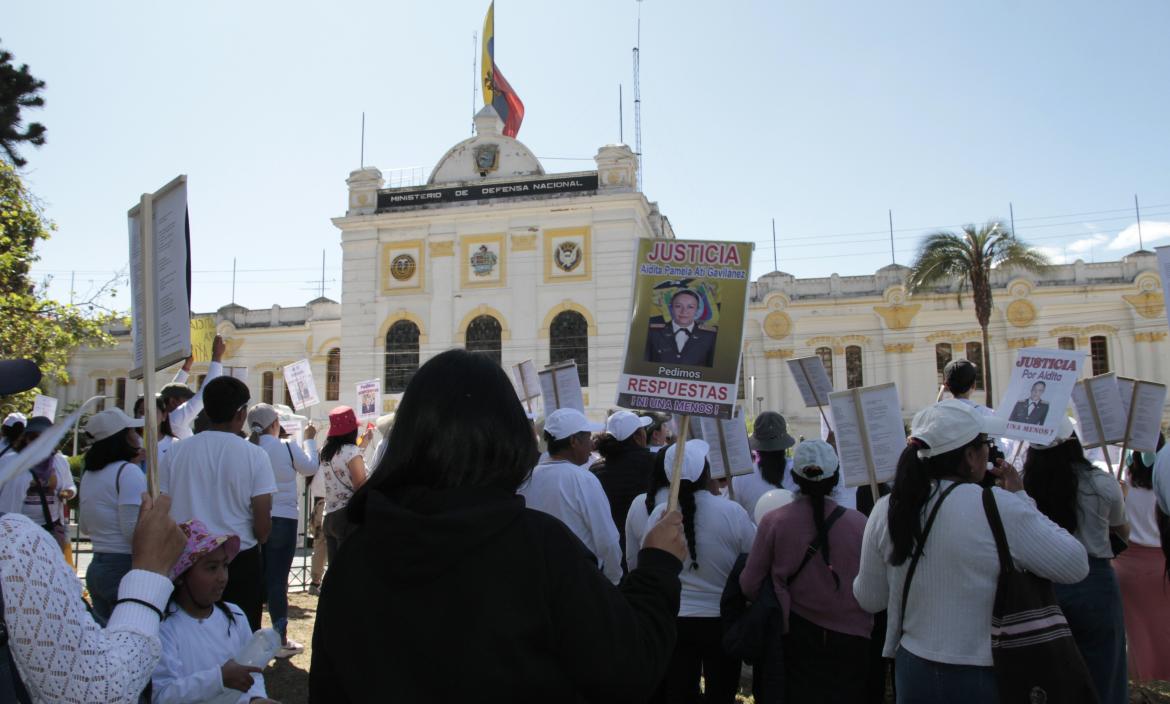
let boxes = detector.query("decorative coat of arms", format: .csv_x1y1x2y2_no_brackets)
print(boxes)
554,241,582,272
390,254,416,281
470,244,499,276
473,144,499,173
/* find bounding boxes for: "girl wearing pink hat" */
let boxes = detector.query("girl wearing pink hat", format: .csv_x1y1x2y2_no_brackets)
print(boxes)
320,406,368,561
151,520,278,703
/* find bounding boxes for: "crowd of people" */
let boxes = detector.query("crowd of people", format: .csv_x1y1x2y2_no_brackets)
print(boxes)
1,349,1169,703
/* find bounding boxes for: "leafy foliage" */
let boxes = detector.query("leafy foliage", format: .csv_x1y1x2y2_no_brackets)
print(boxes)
0,161,115,415
907,220,1049,405
0,42,46,168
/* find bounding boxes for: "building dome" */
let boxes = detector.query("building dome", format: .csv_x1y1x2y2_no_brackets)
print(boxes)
427,105,544,185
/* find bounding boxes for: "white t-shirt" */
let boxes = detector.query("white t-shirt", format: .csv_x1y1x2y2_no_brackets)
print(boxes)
152,602,266,703
624,488,668,571
518,457,624,584
160,430,277,551
322,444,362,515
257,435,318,520
19,453,74,525
645,491,756,617
80,461,147,554
1072,464,1127,559
1124,483,1160,547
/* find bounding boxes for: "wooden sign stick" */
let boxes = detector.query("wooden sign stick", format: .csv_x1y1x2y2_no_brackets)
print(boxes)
936,384,946,403
852,387,881,504
715,420,735,499
667,416,692,513
519,373,534,414
1117,382,1141,488
551,372,561,410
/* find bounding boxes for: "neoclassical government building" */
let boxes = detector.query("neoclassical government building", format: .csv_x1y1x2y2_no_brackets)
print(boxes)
58,107,1170,439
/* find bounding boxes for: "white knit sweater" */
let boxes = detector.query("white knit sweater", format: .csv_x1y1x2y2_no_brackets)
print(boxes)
853,481,1089,666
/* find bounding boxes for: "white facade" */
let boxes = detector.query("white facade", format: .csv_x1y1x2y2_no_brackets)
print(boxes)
55,111,1170,441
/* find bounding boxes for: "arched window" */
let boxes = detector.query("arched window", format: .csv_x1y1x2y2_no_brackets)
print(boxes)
935,343,953,385
326,348,341,401
1090,336,1109,376
262,372,274,405
1057,337,1076,351
549,311,588,386
816,347,834,385
466,315,502,366
965,342,985,390
115,378,127,411
283,380,293,408
95,378,107,412
385,320,421,393
845,345,864,389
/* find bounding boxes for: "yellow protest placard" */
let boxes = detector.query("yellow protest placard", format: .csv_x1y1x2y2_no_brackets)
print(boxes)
190,317,216,362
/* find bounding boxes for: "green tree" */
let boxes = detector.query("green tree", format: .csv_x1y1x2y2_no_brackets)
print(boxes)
906,220,1049,407
0,41,46,167
0,160,116,416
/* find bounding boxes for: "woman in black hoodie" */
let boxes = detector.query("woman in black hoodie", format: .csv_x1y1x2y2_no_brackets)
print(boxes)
310,349,687,703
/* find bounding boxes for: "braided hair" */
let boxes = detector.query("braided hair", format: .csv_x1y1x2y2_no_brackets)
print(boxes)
644,446,671,515
793,470,842,589
676,462,711,570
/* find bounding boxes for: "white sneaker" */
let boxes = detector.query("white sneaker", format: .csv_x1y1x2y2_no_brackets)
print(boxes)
276,639,304,659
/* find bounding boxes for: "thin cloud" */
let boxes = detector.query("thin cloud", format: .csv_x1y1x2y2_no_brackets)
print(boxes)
1106,220,1170,251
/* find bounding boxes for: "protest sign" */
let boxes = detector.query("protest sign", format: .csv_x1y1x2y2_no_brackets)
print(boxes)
787,356,834,407
697,410,755,482
31,394,58,421
512,359,541,412
616,239,753,420
129,175,190,378
356,379,381,420
279,418,304,447
189,317,217,363
995,348,1086,445
282,359,320,411
1157,245,1170,333
829,383,905,500
1071,373,1126,448
539,361,584,414
1117,377,1168,454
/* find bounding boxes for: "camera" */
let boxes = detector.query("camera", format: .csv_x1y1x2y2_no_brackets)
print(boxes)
979,439,1004,488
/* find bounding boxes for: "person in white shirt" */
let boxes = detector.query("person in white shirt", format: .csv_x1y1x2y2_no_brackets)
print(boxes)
319,406,368,563
644,439,756,703
624,447,670,571
152,519,276,704
160,375,276,632
853,400,1089,703
79,408,148,625
0,411,25,458
518,408,623,584
12,416,76,554
159,335,225,441
247,403,317,658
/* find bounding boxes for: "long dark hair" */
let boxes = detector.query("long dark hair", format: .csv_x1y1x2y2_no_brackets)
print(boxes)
349,349,538,521
757,449,786,488
1022,434,1089,534
1128,433,1164,490
793,471,842,589
83,429,139,471
597,433,640,461
644,446,671,515
888,436,984,565
320,431,358,464
677,463,711,570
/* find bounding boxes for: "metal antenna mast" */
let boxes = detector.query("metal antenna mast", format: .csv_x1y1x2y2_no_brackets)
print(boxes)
633,0,643,191
1135,194,1144,250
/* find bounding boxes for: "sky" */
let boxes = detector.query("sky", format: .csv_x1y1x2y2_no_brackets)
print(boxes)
6,1,1170,313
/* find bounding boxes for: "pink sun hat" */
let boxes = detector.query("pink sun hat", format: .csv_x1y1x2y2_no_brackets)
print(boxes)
169,519,241,581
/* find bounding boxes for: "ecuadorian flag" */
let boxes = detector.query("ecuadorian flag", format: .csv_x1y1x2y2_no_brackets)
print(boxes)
481,2,525,138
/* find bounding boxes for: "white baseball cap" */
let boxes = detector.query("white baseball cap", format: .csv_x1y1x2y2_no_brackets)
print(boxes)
605,410,653,441
84,408,145,441
911,399,1007,459
791,440,840,481
544,408,603,441
662,439,710,483
3,412,26,428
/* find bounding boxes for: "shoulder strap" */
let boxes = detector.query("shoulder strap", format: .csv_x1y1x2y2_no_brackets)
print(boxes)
0,446,11,460
114,461,131,497
898,481,962,638
286,443,295,466
786,505,847,585
29,470,54,529
982,487,1014,575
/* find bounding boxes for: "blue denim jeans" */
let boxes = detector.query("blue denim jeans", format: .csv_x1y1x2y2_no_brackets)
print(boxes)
1054,557,1128,704
86,552,133,626
261,517,298,640
894,647,999,704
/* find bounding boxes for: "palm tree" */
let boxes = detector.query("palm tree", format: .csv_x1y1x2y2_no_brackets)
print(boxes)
906,220,1049,407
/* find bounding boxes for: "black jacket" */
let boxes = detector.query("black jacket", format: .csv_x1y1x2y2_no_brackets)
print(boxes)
309,485,682,703
644,323,717,367
591,444,655,568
